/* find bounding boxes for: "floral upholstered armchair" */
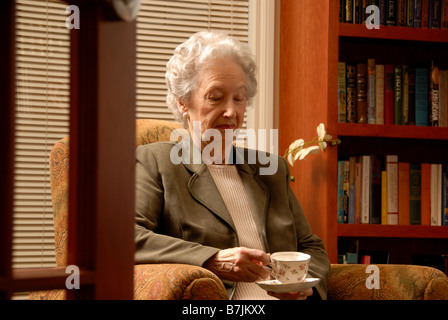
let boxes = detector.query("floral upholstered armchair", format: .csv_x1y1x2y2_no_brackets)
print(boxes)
29,119,227,300
30,119,448,300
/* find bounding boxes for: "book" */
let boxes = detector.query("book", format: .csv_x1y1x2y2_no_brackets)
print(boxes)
360,255,371,264
348,157,357,224
339,0,344,22
359,250,391,264
422,0,430,28
346,0,354,23
355,158,362,224
381,170,388,224
384,64,395,124
407,0,415,27
429,0,442,28
440,70,448,127
354,0,362,24
338,62,347,123
357,63,368,123
407,67,416,125
380,0,388,25
361,155,371,224
362,0,370,24
430,61,440,126
375,64,385,124
346,252,358,264
442,0,448,29
398,162,410,225
430,163,442,226
386,0,397,25
397,0,407,26
402,65,409,124
370,155,383,224
386,155,399,225
394,65,403,125
337,161,345,223
367,59,376,124
443,168,448,225
409,163,422,225
344,160,350,223
347,63,357,123
415,67,429,126
421,163,432,225
414,0,423,27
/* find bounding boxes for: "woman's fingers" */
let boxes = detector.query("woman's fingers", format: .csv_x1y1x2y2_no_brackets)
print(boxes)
203,247,270,282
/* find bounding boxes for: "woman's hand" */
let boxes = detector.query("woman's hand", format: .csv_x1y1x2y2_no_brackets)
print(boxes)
203,247,271,282
267,287,313,300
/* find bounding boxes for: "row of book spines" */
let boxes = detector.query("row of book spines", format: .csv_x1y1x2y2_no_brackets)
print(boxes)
340,0,448,29
337,157,448,226
337,61,448,127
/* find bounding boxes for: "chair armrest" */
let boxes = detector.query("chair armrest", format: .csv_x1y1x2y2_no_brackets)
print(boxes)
134,264,228,300
30,264,227,300
328,264,448,300
29,289,65,300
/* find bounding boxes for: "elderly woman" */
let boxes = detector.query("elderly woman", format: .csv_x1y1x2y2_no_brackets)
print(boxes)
134,31,330,300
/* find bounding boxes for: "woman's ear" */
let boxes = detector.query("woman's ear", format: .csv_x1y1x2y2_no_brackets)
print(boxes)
177,99,187,114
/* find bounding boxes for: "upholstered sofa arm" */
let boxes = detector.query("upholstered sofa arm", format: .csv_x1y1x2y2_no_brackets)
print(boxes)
133,264,227,300
30,264,227,300
328,264,448,300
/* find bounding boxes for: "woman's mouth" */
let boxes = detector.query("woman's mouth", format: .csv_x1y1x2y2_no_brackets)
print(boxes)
215,124,236,130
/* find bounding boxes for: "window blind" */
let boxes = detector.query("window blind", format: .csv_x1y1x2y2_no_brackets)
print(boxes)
136,0,249,120
14,0,70,270
13,0,251,293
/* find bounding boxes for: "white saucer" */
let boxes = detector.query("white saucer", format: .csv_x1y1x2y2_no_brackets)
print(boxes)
256,278,320,293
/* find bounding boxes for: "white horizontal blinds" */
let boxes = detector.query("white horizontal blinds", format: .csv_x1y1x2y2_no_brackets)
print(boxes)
11,0,251,274
14,0,69,268
136,0,250,121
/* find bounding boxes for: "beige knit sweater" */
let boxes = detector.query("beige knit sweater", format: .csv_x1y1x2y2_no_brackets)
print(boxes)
207,164,276,300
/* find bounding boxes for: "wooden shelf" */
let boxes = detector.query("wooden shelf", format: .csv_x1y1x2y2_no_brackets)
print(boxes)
338,224,448,239
337,123,448,140
339,23,448,43
280,0,448,263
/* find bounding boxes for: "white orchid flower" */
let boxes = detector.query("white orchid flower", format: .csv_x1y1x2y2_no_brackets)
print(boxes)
317,123,328,151
284,123,340,168
296,146,320,160
287,139,304,166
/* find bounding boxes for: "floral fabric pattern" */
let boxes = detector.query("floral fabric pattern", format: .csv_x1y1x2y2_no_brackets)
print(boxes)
328,264,448,300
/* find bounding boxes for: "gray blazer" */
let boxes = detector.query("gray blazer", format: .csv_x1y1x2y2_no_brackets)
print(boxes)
134,140,330,299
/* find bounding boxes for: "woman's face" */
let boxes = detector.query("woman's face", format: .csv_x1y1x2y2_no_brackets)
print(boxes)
179,57,247,162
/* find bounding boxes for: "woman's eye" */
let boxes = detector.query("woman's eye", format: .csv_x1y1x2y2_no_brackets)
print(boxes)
208,96,222,103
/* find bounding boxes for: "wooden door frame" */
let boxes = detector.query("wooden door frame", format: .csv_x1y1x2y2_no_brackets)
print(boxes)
0,0,136,299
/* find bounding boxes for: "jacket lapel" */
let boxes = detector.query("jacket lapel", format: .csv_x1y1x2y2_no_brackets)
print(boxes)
186,162,236,231
180,136,236,230
182,140,270,245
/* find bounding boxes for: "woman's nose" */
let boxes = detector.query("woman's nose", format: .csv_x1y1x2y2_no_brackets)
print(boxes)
223,100,237,118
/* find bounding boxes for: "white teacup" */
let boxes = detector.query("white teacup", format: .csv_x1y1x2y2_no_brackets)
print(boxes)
264,251,310,283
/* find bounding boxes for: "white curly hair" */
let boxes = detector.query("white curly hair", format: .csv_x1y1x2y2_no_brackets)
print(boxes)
165,31,257,127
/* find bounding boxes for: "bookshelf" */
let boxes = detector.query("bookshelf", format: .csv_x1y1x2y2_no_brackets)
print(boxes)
339,23,448,42
279,0,448,266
